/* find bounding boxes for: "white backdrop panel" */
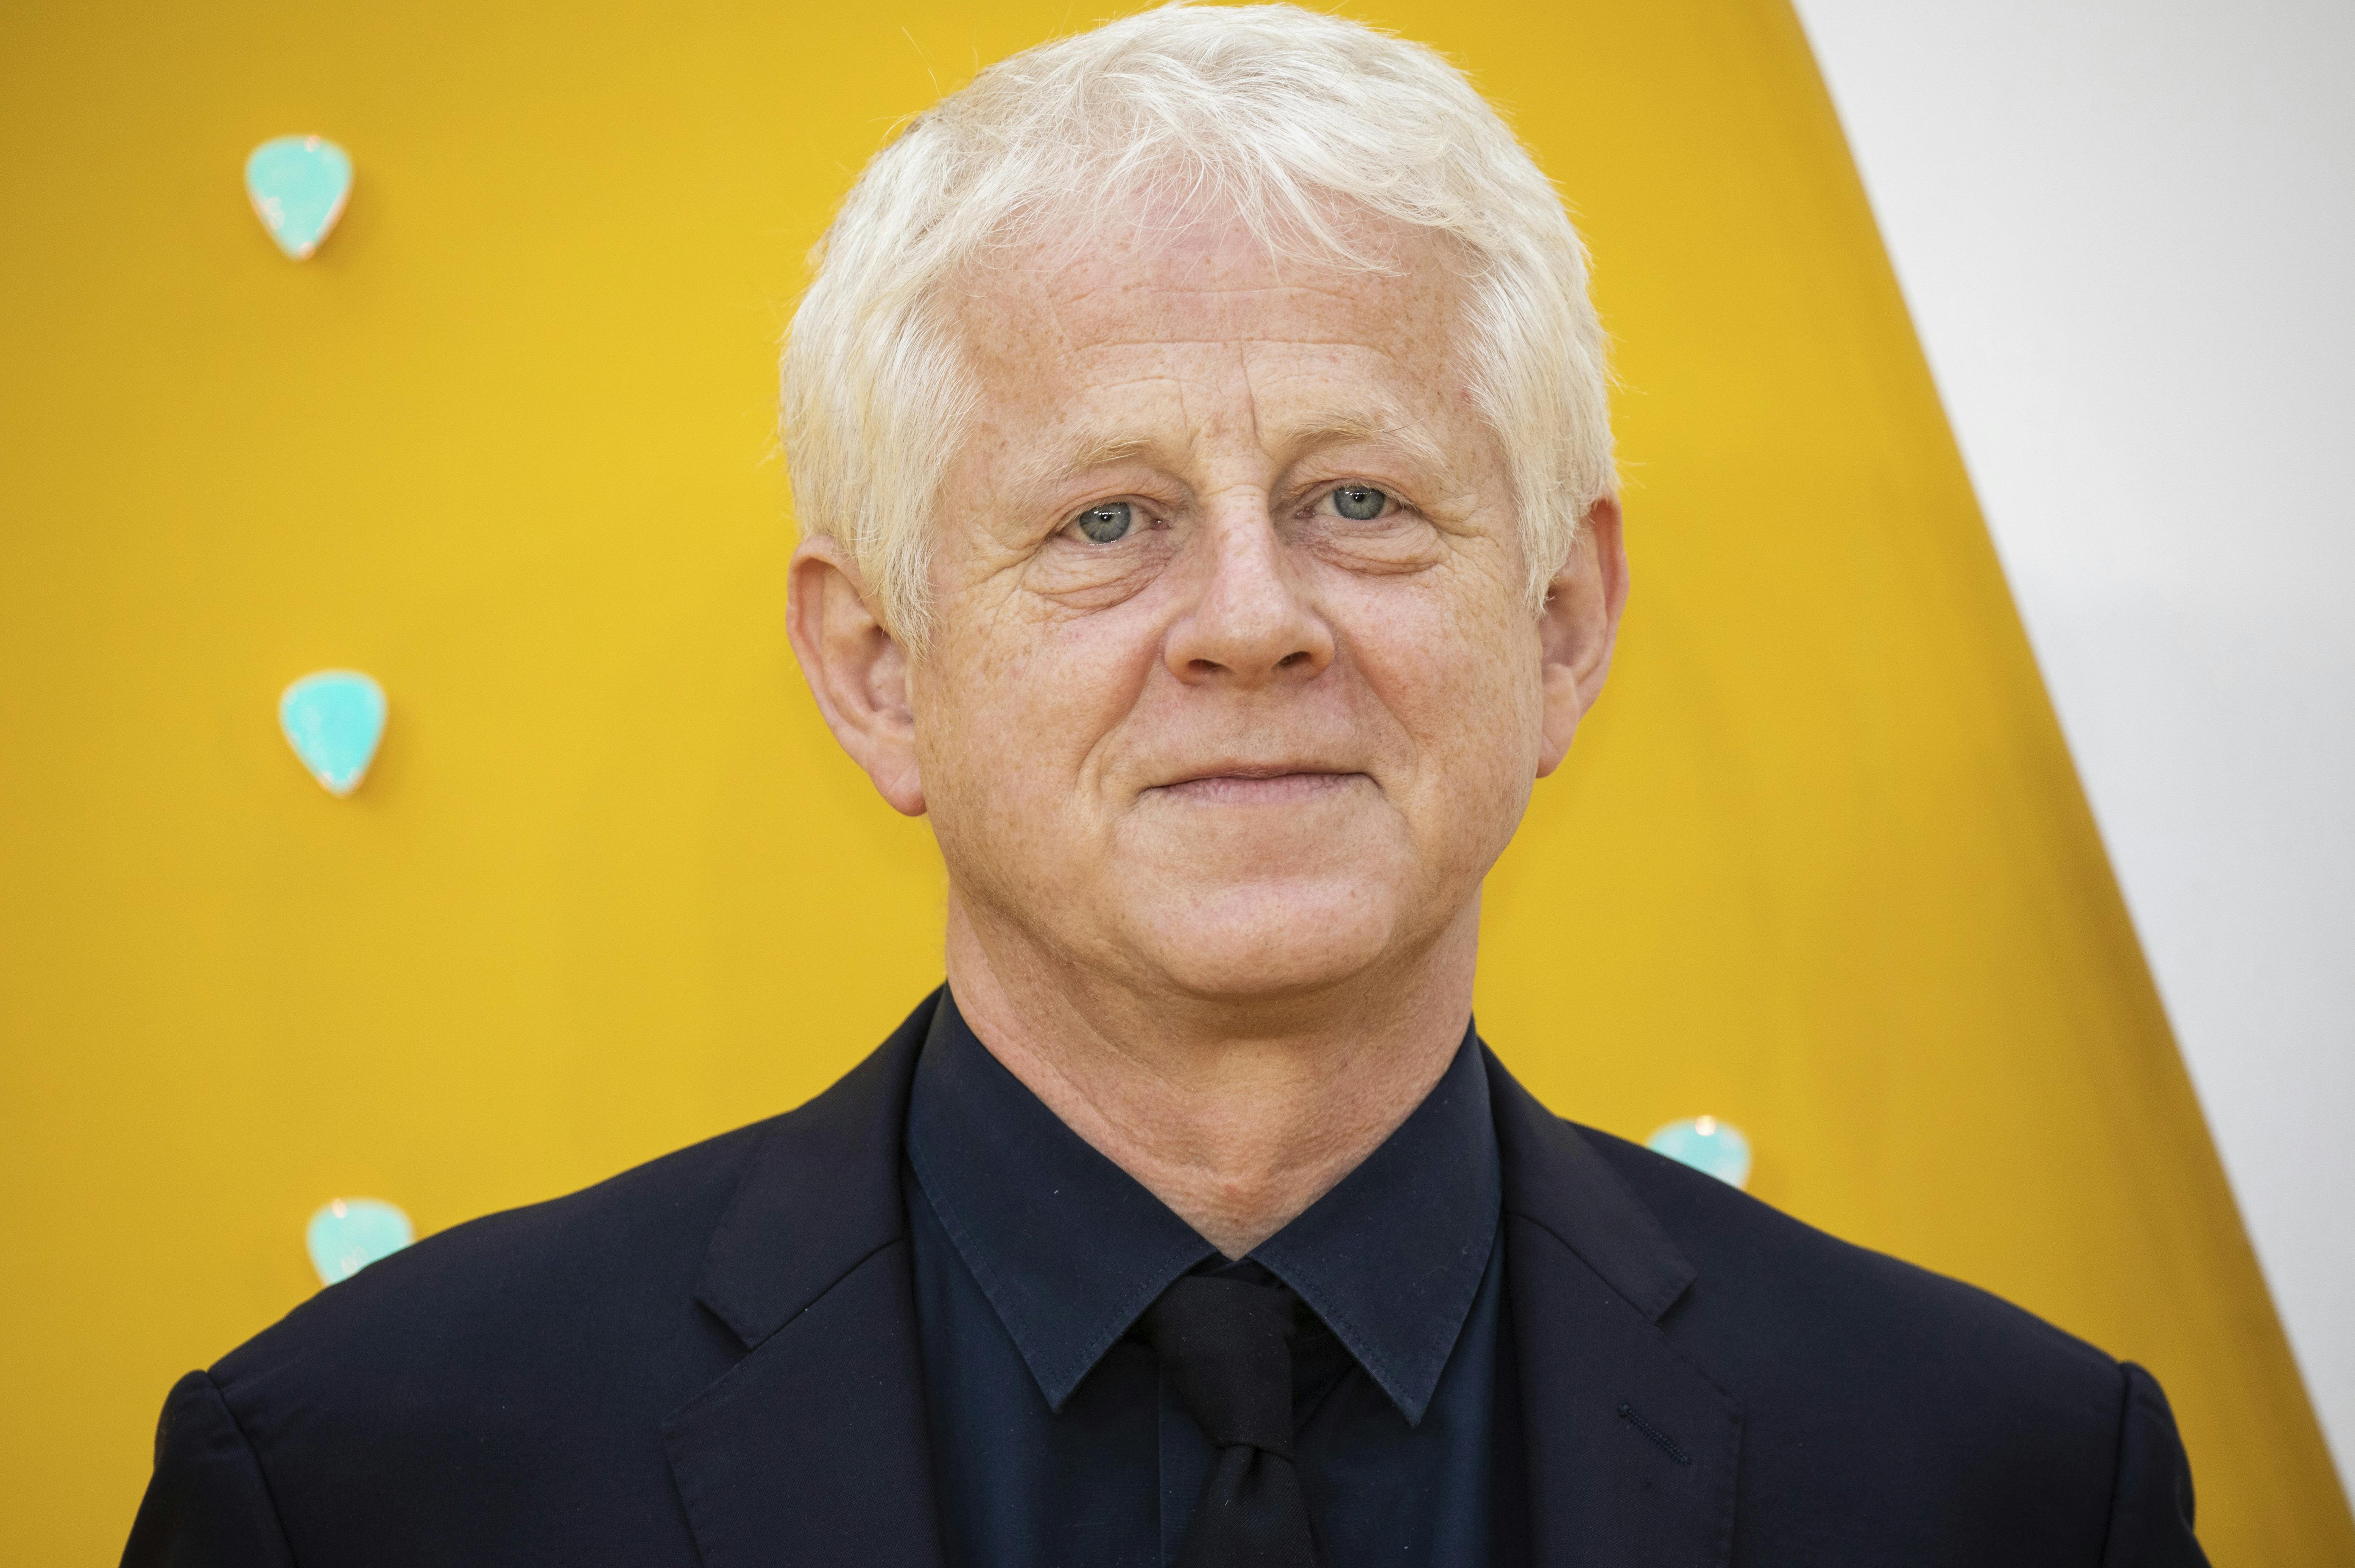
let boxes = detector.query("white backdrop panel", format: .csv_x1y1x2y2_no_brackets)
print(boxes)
1790,0,2353,1490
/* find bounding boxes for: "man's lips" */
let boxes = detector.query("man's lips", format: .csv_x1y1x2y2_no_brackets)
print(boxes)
1147,768,1367,804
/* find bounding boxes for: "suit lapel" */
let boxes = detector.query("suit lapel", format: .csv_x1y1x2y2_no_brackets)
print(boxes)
1487,1051,1742,1568
663,995,949,1568
659,1007,1741,1568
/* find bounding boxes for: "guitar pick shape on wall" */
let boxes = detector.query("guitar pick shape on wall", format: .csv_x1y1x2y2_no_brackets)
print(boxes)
306,1198,413,1285
1647,1115,1753,1190
246,136,353,260
279,670,386,797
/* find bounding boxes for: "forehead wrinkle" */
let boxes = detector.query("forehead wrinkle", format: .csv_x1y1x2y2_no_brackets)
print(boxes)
1232,339,1463,482
976,249,1466,501
1052,269,1396,347
1058,332,1401,352
1054,271,1348,307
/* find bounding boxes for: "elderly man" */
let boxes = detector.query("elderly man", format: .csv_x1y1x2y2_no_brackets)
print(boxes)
126,7,2206,1566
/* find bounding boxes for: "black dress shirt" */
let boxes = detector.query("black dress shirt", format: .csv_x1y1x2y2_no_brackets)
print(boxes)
904,992,1520,1568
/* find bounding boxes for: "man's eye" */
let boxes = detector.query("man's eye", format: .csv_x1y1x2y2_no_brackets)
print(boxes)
1330,485,1388,522
1074,501,1134,543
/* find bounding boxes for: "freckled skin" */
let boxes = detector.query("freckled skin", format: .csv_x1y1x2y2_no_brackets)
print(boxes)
789,212,1626,1255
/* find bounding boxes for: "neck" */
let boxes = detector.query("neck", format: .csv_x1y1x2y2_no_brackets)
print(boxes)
942,894,1480,1258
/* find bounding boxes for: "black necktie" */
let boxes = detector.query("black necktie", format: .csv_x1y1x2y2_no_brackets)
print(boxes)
1139,1272,1328,1568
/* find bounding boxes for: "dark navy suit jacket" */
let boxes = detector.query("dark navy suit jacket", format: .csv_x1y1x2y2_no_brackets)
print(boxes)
124,992,2207,1566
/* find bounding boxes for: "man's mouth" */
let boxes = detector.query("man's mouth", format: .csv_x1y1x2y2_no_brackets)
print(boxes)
1150,768,1366,804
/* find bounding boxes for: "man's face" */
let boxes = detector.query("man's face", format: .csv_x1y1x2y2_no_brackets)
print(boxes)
841,213,1618,1004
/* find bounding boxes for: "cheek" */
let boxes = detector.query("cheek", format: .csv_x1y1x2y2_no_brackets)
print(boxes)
916,600,1161,822
1341,576,1543,800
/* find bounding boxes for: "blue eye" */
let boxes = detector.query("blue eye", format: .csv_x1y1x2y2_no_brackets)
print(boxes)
1075,501,1133,543
1332,485,1387,521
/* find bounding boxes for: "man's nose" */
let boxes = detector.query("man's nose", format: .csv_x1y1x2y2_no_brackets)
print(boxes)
1162,502,1335,688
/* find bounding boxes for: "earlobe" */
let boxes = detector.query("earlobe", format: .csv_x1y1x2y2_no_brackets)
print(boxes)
1535,495,1629,779
786,537,928,817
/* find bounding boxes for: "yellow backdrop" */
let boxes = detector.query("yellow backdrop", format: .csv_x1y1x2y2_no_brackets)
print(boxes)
2,0,2346,1560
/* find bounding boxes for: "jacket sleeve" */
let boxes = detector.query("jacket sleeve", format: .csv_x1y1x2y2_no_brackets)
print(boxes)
121,1370,298,1568
2101,1362,2207,1568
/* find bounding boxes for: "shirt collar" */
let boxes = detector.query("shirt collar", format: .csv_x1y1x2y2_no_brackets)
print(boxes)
1250,1028,1499,1423
904,990,1499,1426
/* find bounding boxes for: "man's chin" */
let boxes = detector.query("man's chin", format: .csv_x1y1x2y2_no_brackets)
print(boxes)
1118,880,1411,1002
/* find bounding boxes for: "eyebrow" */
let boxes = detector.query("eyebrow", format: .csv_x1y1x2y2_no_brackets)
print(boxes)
1054,433,1167,480
1278,410,1454,480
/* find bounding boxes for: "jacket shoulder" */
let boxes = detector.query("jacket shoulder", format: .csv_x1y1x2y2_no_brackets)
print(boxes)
1578,1121,2119,1382
146,997,939,1566
134,1119,797,1567
214,1115,777,1402
1568,1122,2149,1560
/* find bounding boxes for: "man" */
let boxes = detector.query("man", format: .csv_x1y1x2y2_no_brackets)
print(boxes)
126,6,2206,1565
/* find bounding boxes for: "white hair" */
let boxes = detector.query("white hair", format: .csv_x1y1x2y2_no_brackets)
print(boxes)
782,2,1614,646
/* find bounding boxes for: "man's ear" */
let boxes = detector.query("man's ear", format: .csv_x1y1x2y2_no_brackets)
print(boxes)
787,534,927,816
1536,494,1629,779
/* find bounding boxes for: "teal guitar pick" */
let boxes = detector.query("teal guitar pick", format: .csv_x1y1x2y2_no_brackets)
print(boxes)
245,136,353,260
1646,1115,1753,1189
279,670,386,797
306,1198,414,1285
